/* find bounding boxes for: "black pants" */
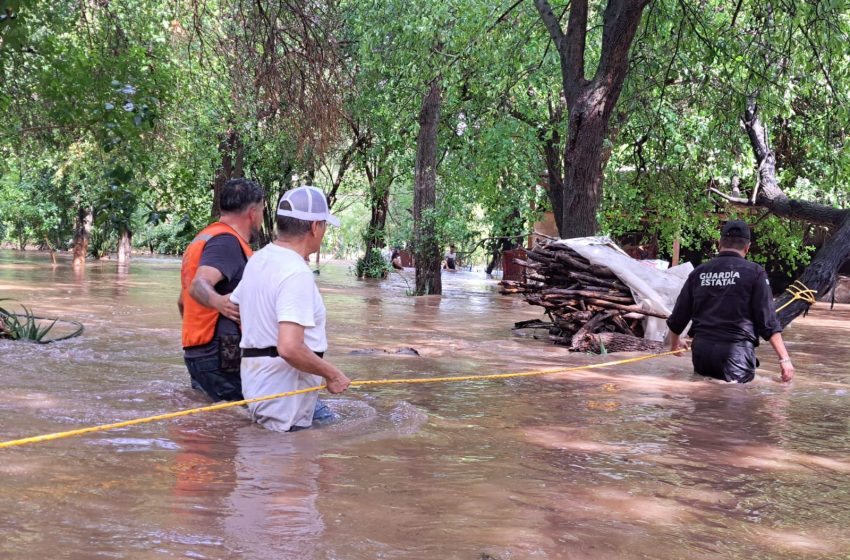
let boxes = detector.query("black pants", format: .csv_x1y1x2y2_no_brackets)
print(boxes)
691,338,757,383
184,354,244,401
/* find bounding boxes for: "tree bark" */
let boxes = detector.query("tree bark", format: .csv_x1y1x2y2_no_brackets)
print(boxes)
72,206,93,267
534,0,649,237
211,129,242,221
117,229,132,264
413,78,442,295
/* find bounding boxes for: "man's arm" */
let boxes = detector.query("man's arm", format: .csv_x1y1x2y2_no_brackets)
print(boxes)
667,331,690,355
177,292,184,318
768,332,794,382
277,322,351,394
189,265,241,323
750,270,792,381
666,275,694,355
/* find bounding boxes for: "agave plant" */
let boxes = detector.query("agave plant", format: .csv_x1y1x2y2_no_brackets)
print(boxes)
0,299,57,343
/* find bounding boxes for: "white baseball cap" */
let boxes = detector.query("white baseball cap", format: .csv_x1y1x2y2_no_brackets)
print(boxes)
276,185,340,227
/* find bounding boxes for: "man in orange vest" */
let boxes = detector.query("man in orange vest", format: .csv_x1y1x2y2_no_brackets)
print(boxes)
178,178,265,401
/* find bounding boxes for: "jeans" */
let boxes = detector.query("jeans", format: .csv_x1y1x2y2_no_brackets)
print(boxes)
184,354,244,401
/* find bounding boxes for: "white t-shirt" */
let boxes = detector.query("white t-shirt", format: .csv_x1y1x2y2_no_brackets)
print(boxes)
231,244,327,431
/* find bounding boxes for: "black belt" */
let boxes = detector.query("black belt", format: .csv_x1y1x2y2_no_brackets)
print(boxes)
242,347,324,359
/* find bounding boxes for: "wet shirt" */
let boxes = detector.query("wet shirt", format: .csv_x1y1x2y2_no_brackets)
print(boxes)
666,251,782,346
184,233,249,358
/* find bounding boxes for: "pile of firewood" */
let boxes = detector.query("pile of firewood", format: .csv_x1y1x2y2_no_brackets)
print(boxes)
500,241,664,353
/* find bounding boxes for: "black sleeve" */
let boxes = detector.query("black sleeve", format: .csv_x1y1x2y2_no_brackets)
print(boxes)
198,234,245,284
666,273,694,335
751,268,783,340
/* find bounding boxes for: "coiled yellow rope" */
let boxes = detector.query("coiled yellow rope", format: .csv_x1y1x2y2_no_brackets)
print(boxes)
0,349,686,449
776,280,817,312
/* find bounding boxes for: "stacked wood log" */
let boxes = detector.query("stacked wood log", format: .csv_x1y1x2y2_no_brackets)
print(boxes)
500,241,664,353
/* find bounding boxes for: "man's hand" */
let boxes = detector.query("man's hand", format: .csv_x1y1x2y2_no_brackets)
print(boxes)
190,266,241,322
215,294,241,324
278,322,351,394
779,360,794,383
768,333,794,383
325,370,351,394
668,333,690,356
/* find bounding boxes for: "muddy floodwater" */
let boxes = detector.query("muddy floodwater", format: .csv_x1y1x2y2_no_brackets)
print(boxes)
1,249,849,559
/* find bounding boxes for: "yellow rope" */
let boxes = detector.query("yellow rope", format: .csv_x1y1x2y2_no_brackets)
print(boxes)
0,349,686,450
776,280,817,312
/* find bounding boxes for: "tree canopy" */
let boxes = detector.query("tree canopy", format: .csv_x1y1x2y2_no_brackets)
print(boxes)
1,0,848,302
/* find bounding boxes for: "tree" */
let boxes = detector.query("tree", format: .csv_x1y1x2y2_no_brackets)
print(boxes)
534,0,651,238
1,0,175,263
614,0,850,323
344,0,550,287
413,78,443,295
712,100,850,325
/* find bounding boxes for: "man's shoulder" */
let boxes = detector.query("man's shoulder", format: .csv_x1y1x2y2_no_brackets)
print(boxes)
202,233,245,255
697,255,765,281
199,233,248,274
731,256,766,275
254,245,311,272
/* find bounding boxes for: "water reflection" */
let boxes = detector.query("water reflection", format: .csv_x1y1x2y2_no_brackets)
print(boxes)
1,249,849,559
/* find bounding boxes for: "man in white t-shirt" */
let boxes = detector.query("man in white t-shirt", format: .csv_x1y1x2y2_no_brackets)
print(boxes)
231,185,351,432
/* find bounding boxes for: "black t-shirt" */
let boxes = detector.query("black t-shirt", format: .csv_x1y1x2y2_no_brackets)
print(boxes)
666,251,782,346
184,233,249,358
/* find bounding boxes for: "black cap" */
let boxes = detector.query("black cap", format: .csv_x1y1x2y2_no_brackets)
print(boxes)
721,220,750,240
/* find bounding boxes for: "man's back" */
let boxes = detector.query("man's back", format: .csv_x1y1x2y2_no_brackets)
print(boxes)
668,251,779,345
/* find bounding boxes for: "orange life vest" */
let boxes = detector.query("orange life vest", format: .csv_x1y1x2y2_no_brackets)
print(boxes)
180,222,253,349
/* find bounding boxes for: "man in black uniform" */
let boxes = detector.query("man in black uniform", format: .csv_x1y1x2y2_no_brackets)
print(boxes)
666,220,794,383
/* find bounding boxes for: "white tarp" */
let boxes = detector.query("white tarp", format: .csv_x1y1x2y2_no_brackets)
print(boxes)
549,236,693,342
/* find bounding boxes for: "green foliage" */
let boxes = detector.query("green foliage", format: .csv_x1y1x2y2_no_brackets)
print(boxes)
0,299,56,343
601,0,850,265
0,0,848,275
134,214,194,255
0,162,75,249
355,248,390,279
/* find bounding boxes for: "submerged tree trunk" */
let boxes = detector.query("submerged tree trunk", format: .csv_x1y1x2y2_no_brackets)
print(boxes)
413,78,442,295
357,134,395,278
72,206,93,267
710,99,850,326
534,0,649,237
359,179,392,278
117,229,132,264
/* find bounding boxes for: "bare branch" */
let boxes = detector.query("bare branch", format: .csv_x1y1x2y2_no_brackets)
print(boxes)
487,0,525,33
708,186,751,205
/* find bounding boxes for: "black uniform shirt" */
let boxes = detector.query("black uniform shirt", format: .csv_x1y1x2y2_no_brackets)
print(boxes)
666,251,782,346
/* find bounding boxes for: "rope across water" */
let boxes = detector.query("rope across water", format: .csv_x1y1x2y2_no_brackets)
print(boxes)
0,349,687,449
